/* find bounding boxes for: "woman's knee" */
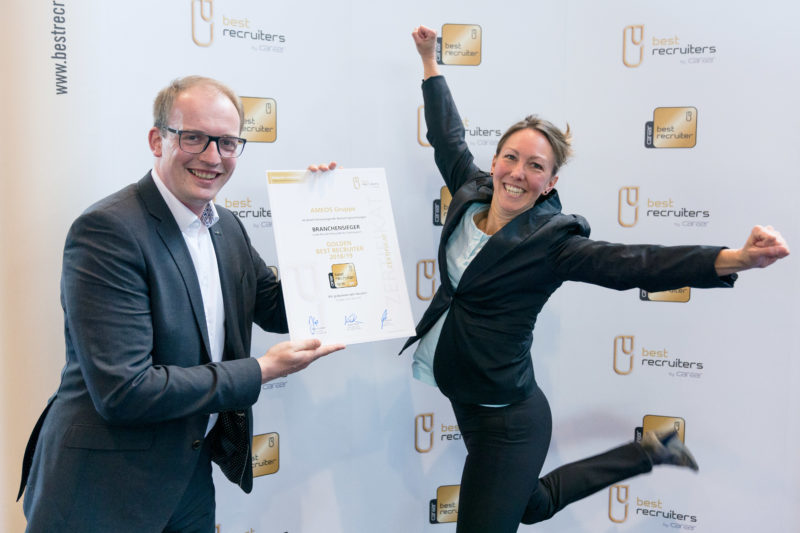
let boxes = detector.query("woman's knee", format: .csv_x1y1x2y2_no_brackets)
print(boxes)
520,479,557,525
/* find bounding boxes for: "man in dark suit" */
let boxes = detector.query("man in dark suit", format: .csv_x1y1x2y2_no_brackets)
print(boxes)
17,75,344,532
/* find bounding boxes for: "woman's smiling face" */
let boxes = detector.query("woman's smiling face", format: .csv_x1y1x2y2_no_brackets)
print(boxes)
489,128,559,220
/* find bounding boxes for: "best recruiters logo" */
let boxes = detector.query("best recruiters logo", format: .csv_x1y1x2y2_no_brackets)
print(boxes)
416,259,437,301
609,483,701,525
644,107,697,148
622,24,718,68
220,194,272,229
240,97,277,143
639,287,691,303
190,0,287,52
613,335,705,378
608,484,629,523
252,432,279,477
608,490,699,527
415,413,434,453
617,186,639,228
432,186,452,226
617,185,711,231
622,25,644,67
430,485,460,523
612,335,635,375
191,0,213,47
436,24,482,66
414,412,461,453
417,105,502,149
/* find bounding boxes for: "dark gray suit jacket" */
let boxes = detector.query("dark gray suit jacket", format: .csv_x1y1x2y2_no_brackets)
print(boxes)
19,173,288,532
401,76,736,405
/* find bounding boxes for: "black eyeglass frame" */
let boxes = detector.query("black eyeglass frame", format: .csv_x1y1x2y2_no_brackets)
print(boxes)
162,126,247,158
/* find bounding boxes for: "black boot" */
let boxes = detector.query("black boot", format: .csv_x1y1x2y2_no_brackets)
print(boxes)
640,429,699,471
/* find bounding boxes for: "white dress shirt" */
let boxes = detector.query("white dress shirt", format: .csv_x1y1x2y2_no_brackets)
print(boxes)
152,169,225,435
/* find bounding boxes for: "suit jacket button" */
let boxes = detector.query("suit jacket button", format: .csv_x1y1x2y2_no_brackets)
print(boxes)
192,439,202,450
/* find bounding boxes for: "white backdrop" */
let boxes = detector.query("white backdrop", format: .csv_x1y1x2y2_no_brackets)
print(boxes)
2,1,798,532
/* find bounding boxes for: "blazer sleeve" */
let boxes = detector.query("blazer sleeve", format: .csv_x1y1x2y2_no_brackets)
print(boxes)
62,208,261,425
547,216,737,291
422,75,484,193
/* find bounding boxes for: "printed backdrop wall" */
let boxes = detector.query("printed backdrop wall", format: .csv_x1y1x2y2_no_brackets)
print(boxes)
2,1,798,532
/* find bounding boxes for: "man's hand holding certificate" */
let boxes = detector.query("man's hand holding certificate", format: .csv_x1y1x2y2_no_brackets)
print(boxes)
267,168,416,345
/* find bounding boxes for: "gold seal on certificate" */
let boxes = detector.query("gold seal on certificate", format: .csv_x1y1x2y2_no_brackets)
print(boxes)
329,263,358,289
266,168,416,345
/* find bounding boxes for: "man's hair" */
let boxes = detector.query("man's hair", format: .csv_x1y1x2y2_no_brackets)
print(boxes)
153,75,244,133
495,116,573,177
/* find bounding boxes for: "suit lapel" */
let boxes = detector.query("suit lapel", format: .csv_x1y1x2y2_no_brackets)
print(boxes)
137,174,213,361
456,190,563,291
209,218,242,362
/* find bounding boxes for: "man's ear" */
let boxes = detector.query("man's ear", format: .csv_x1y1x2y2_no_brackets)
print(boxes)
148,127,163,157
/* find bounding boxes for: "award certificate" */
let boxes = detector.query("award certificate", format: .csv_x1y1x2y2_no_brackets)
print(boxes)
266,168,416,345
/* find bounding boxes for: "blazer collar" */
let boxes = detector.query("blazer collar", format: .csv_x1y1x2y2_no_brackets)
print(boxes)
208,218,245,362
443,181,564,293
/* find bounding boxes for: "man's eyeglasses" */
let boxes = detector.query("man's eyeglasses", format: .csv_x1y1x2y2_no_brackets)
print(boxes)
163,127,247,158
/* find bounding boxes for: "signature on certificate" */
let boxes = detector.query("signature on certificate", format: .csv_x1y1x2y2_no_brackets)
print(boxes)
308,315,320,335
380,309,388,329
344,313,363,327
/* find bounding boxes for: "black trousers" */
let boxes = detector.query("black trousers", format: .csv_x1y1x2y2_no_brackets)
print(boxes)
451,386,653,533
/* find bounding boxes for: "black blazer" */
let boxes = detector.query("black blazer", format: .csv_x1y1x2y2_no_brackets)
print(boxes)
19,173,288,532
401,76,735,405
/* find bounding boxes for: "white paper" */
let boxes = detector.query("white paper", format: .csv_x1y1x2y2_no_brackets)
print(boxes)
266,168,416,345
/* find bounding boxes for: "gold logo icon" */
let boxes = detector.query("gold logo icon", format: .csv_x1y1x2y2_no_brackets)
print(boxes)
608,484,629,523
640,287,691,303
434,485,460,523
642,415,685,442
622,25,644,68
415,413,434,453
191,0,214,47
613,335,635,375
416,260,437,301
439,186,452,225
646,107,698,148
618,186,639,228
433,186,453,226
329,263,358,289
439,24,482,66
240,97,276,143
252,432,279,477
